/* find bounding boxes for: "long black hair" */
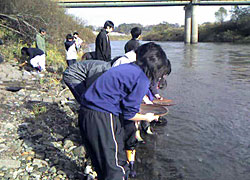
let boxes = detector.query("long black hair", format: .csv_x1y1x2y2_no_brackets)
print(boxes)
135,42,171,82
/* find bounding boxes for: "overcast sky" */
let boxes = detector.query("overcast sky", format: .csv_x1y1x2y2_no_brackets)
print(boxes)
67,6,232,27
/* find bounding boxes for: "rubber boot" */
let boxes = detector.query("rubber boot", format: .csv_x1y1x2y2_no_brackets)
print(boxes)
129,161,136,178
126,150,136,178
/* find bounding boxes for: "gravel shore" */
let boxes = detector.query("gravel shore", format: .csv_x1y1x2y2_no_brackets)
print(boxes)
0,61,168,180
0,62,87,180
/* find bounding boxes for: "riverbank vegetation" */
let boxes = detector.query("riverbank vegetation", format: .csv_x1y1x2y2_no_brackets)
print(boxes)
142,6,250,43
0,0,95,70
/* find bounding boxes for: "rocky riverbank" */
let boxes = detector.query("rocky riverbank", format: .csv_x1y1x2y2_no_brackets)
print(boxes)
0,61,87,180
0,60,171,180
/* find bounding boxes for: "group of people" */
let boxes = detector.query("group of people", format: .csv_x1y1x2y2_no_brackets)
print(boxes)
19,21,171,180
63,20,172,180
21,28,85,74
21,28,47,73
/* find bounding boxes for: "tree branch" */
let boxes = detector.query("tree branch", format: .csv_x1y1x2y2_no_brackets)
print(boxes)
0,23,24,36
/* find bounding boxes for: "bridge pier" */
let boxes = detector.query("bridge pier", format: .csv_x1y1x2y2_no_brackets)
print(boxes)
184,2,198,44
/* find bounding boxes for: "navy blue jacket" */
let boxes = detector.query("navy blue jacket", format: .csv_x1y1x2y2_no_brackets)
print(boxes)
26,48,44,60
81,63,150,119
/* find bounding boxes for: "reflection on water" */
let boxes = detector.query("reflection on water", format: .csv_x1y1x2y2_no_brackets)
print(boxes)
88,41,250,180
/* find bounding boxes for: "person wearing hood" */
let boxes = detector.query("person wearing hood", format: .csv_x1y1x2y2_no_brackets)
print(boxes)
95,20,114,62
64,34,78,66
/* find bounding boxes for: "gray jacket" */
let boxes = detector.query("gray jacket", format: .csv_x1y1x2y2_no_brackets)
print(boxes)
63,60,112,102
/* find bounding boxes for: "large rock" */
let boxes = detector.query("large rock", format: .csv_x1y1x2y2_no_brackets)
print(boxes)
0,159,21,169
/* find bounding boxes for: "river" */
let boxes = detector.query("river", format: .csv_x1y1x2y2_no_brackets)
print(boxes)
88,41,250,180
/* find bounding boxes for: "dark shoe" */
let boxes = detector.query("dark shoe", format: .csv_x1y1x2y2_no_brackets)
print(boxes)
129,161,136,178
155,116,168,126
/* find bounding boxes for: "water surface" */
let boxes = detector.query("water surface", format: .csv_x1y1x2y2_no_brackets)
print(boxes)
88,41,250,180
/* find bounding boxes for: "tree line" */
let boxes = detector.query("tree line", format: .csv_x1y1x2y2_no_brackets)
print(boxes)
103,6,250,43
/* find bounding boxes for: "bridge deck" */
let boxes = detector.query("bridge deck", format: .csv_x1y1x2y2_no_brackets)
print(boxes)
55,0,250,7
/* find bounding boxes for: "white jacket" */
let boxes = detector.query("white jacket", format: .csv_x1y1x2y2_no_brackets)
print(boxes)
66,43,77,60
112,50,136,67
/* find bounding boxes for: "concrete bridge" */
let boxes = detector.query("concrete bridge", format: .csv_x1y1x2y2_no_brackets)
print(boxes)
56,0,250,43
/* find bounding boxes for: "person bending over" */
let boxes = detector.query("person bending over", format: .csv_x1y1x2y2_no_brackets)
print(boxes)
21,47,46,72
78,42,171,180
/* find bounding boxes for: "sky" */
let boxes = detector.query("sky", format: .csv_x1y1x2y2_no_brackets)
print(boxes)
67,6,232,27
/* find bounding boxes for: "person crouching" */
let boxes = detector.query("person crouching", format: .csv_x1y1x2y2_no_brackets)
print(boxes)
21,47,46,72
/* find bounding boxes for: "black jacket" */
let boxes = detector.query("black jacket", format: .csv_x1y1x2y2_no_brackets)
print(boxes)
124,39,140,53
26,48,44,60
95,29,111,61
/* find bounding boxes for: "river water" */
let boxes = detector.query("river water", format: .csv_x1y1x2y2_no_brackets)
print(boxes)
88,41,250,180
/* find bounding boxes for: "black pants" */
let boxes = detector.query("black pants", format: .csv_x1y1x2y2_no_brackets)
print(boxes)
123,119,138,150
78,107,129,180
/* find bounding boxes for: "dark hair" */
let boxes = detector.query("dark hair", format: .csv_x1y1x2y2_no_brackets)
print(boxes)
135,42,171,82
73,32,79,36
131,27,141,39
104,20,114,29
21,47,28,56
39,28,46,33
66,34,73,40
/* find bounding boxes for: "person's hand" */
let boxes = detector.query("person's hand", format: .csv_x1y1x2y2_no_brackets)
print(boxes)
155,94,163,100
145,113,159,122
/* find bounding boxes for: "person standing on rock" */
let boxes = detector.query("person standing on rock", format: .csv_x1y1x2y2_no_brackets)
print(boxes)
95,20,114,62
36,28,46,54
